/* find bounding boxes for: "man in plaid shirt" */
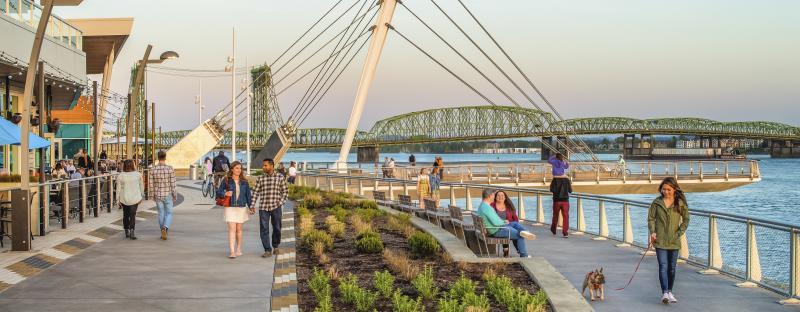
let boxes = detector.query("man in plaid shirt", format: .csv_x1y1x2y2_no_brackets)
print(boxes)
148,151,177,240
249,158,288,257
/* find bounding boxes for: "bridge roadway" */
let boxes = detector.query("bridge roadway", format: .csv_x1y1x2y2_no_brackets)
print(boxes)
0,179,796,311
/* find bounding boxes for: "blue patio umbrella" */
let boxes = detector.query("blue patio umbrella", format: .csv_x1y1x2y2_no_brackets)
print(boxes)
0,117,51,149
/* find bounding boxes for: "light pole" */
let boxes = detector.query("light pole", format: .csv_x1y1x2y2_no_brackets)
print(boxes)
196,79,204,124
244,75,251,175
225,28,236,162
126,46,178,160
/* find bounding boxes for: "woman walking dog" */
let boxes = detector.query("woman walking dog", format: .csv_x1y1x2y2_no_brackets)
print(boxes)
648,177,690,304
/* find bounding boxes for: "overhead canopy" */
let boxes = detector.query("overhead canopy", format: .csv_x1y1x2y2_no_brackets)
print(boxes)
68,18,133,74
0,118,51,149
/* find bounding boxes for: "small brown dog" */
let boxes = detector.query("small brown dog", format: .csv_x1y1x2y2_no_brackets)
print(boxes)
582,268,606,301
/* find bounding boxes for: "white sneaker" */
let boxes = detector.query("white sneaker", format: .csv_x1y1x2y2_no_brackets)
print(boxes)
661,293,670,304
520,231,536,240
668,292,677,303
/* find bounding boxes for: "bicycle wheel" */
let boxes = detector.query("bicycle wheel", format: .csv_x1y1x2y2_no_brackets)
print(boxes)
201,181,209,197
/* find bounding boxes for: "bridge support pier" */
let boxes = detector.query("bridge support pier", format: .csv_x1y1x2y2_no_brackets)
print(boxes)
769,140,800,158
540,136,570,160
357,146,380,163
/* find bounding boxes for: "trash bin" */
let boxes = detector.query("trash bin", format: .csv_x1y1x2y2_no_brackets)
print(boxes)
189,165,197,180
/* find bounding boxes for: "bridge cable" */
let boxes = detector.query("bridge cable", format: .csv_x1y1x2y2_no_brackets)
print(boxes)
453,0,599,162
292,3,378,122
428,0,591,161
269,0,345,68
389,25,498,107
273,0,365,76
290,0,376,122
296,30,374,126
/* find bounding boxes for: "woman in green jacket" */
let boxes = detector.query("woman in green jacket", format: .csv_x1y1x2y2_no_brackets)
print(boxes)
648,177,689,304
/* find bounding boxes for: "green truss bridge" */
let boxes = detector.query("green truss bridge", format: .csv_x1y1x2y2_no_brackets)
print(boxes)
155,105,800,150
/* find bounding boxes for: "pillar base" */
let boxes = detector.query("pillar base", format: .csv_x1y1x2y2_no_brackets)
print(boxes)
615,243,631,248
571,231,585,235
592,237,607,241
779,298,800,305
698,269,720,275
735,281,759,288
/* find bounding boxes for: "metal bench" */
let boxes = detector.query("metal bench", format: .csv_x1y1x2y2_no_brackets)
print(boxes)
448,205,474,242
424,198,449,228
397,194,424,216
372,191,392,207
472,214,511,258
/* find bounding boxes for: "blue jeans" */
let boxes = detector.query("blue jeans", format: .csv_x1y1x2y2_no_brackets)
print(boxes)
656,248,679,292
155,197,174,230
492,221,529,257
259,207,283,251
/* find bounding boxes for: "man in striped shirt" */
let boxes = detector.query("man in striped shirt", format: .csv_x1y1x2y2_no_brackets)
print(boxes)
148,151,177,240
249,158,288,257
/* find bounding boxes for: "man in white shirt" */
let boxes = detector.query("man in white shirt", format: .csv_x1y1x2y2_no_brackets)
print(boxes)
287,161,298,184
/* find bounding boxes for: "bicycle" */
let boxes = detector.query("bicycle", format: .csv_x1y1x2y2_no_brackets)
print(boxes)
610,164,631,178
201,174,214,198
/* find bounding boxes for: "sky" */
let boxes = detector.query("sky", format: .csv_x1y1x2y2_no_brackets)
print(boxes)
56,0,800,131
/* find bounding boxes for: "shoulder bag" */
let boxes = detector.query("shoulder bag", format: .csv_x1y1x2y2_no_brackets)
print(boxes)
216,178,231,207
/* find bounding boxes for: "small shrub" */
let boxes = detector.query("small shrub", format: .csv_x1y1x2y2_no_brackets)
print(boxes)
327,265,340,281
411,266,438,300
309,267,331,300
338,273,378,312
350,214,373,234
392,290,424,312
304,193,323,208
401,225,417,238
449,273,477,301
374,270,395,298
383,249,419,280
338,273,360,304
312,241,326,258
485,275,548,312
387,213,412,233
297,204,311,217
355,235,384,254
437,297,461,312
328,222,345,238
301,229,332,250
314,296,332,312
408,232,440,258
327,205,349,222
359,200,379,210
298,215,315,236
352,288,379,312
355,207,384,222
356,229,380,240
461,292,490,311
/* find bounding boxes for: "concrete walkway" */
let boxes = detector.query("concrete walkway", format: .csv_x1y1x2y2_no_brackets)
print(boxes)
523,222,800,312
0,180,274,312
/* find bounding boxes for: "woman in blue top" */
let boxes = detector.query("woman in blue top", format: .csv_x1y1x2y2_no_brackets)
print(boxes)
216,161,253,259
548,153,572,237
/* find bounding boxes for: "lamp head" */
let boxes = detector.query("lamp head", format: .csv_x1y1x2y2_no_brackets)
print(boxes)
159,51,179,61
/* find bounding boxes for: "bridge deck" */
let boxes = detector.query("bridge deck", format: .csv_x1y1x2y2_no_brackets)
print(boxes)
522,222,799,311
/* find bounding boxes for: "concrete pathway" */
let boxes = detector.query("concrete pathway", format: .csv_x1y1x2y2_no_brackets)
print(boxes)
0,180,275,312
522,222,800,312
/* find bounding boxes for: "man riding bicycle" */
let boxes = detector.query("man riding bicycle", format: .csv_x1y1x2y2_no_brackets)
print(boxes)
212,151,231,187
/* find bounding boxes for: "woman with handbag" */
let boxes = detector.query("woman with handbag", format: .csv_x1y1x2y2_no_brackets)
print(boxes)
216,161,253,259
117,159,144,240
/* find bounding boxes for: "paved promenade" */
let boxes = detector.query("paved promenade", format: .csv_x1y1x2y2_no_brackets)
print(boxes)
0,180,274,312
523,222,800,312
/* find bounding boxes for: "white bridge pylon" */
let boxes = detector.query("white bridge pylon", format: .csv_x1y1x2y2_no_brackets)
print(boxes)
165,119,226,170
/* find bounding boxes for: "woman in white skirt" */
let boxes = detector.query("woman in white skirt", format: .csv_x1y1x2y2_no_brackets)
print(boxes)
216,161,253,258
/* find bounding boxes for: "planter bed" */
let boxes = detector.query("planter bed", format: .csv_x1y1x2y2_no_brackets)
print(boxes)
291,186,552,312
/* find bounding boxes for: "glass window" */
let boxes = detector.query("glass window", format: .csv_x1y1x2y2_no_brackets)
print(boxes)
20,0,31,26
8,0,20,22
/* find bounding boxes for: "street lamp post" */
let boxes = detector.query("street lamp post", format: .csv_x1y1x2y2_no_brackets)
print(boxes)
226,28,236,162
126,46,178,160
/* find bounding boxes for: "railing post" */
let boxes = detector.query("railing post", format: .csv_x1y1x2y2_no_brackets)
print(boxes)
388,181,394,200
314,176,320,189
79,180,86,222
465,186,472,211
107,175,114,213
678,234,688,261
573,197,585,235
343,177,349,194
536,193,544,225
487,167,492,184
593,200,608,240
648,162,652,182
616,202,633,247
517,191,526,220
61,181,69,229
403,181,409,196
94,178,101,217
595,165,600,183
449,185,456,206
780,230,800,304
43,183,50,235
699,161,704,181
736,221,762,288
674,162,679,180
358,179,364,196
724,162,729,181
699,215,722,274
327,176,334,191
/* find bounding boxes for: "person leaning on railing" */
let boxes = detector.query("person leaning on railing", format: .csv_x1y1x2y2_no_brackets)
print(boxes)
648,177,690,305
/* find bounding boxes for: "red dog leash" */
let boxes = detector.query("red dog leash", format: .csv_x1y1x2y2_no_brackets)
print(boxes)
615,242,653,291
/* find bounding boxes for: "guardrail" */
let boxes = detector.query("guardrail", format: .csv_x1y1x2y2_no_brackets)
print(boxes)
299,159,761,184
294,170,798,303
1,0,84,49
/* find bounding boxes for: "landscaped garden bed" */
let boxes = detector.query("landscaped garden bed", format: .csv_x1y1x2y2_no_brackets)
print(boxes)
290,185,552,312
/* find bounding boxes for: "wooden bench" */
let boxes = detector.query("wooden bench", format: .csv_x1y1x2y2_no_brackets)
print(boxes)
372,191,392,207
472,214,512,258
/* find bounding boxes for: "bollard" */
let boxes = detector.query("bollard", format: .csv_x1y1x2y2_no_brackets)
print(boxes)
465,186,473,211
536,193,544,225
616,202,633,247
699,215,722,274
449,185,456,206
517,191,526,220
573,197,585,235
358,179,365,196
780,230,800,304
736,222,762,287
593,200,608,240
388,182,394,200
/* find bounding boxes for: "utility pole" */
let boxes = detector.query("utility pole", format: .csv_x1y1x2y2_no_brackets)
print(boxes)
151,102,155,164
230,28,237,162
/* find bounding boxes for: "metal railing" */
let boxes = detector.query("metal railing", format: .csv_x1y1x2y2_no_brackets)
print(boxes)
1,0,83,49
300,159,761,184
295,170,798,302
